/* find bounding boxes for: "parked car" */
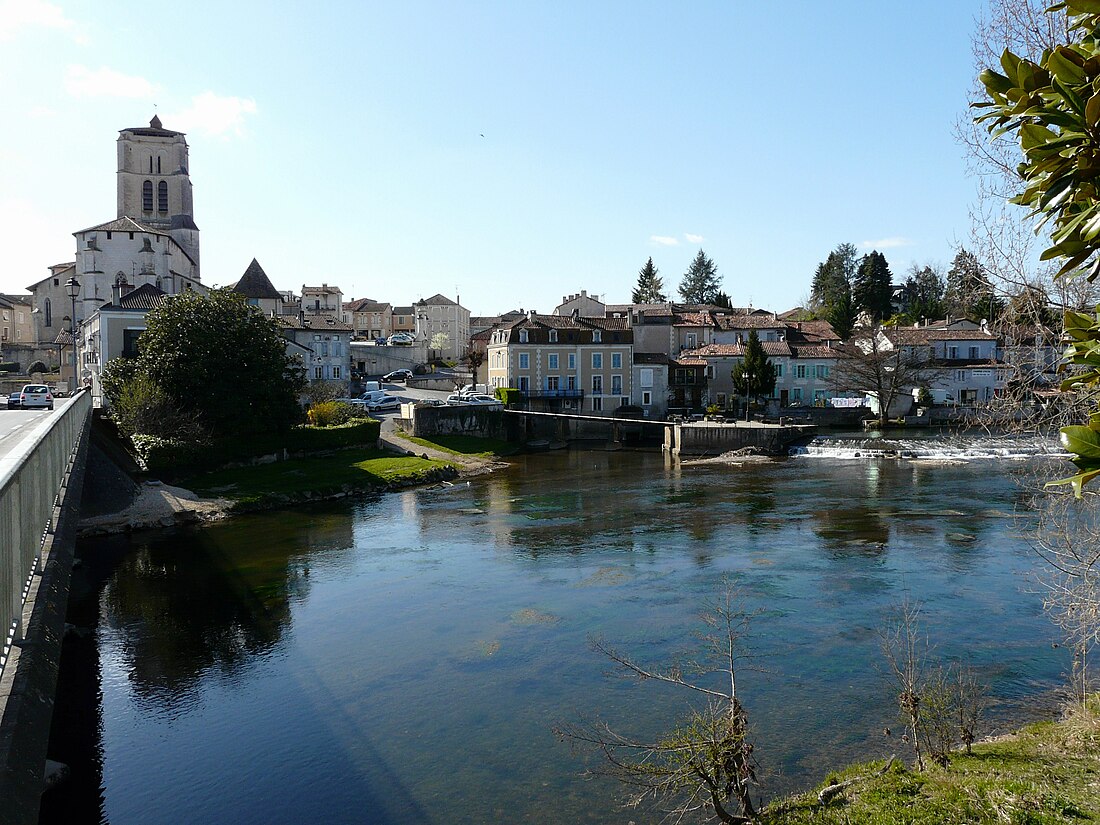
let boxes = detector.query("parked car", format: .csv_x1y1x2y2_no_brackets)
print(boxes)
445,394,471,405
387,333,414,346
336,390,387,407
19,384,54,410
7,391,20,409
463,394,503,406
365,395,401,413
384,369,413,382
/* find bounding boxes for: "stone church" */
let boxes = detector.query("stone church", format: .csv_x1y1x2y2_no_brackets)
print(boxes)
26,116,207,384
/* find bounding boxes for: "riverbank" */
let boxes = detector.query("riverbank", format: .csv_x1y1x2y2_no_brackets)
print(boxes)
761,696,1100,823
78,434,509,536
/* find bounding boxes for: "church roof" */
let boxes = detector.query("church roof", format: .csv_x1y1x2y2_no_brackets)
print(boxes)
417,293,460,307
232,259,283,300
98,283,170,311
74,216,167,237
121,115,184,138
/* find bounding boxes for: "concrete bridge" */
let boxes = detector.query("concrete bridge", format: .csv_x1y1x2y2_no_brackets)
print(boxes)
0,393,91,825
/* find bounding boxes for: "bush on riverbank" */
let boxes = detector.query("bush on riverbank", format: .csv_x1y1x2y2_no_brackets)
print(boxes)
132,419,382,475
760,696,1100,824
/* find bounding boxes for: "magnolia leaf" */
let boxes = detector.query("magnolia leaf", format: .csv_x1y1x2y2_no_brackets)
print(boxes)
1060,424,1100,459
1046,467,1100,497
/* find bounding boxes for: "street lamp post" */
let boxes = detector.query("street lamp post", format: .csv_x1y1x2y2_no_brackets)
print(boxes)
743,369,754,422
65,276,80,393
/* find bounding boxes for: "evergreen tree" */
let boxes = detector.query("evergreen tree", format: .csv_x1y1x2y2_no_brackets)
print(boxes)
631,257,666,303
731,330,778,402
853,250,894,321
945,249,1000,321
810,243,859,311
678,249,722,304
825,281,858,340
901,264,945,323
712,291,733,309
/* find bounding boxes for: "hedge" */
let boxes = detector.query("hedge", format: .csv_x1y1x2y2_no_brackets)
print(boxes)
133,419,382,475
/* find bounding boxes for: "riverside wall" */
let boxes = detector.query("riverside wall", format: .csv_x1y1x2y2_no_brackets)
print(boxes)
666,421,816,456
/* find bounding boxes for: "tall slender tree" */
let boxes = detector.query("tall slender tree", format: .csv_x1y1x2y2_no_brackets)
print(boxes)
732,330,777,404
944,249,999,321
853,251,895,321
632,257,666,303
678,249,722,304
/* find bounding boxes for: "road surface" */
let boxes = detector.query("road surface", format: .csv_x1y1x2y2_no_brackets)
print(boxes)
0,408,54,460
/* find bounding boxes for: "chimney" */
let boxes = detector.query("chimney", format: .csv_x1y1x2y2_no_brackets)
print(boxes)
528,309,537,320
981,318,988,333
571,307,579,321
581,289,587,297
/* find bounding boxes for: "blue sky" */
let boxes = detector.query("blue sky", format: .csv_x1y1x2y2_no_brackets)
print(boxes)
1,0,994,316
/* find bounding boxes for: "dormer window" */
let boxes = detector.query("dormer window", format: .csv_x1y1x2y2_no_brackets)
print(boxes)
549,329,557,342
592,330,602,343
519,329,528,343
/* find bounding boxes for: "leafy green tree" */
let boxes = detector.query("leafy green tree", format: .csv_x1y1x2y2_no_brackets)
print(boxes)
731,331,777,405
104,288,305,439
631,257,666,303
853,251,895,321
678,249,722,304
902,264,946,323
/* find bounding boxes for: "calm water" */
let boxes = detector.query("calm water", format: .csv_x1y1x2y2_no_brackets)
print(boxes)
43,448,1068,824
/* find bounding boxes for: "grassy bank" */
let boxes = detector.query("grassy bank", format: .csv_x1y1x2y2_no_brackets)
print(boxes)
182,447,456,509
761,698,1100,824
401,433,521,459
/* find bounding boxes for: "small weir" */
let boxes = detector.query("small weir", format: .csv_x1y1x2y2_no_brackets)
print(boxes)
790,432,1064,460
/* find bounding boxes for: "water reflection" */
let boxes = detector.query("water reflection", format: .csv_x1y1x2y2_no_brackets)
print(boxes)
46,450,1069,825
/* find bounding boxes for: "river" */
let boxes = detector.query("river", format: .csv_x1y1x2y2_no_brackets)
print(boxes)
42,443,1069,824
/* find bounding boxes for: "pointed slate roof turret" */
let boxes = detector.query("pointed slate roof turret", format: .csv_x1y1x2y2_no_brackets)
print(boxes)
232,258,283,300
150,114,163,129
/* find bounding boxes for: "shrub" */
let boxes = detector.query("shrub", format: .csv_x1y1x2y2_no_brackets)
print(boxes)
112,373,206,441
131,434,210,473
307,401,366,427
495,387,523,407
0,362,19,374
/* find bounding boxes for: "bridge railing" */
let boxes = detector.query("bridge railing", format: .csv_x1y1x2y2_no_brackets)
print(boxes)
0,392,91,677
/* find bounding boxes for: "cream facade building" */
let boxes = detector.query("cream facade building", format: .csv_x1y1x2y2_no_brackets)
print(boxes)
486,313,633,414
415,294,469,361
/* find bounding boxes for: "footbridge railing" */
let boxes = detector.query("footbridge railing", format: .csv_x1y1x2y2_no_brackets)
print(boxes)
0,392,91,678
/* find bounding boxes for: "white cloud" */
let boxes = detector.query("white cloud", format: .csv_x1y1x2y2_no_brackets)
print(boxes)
64,65,158,98
29,105,58,119
0,0,78,41
650,235,679,247
166,92,258,138
860,236,912,250
684,233,704,244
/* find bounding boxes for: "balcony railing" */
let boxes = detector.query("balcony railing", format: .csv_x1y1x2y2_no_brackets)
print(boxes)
525,388,585,399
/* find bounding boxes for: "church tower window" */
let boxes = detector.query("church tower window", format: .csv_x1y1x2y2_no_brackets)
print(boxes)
157,181,168,213
44,298,52,328
142,180,153,212
157,155,161,173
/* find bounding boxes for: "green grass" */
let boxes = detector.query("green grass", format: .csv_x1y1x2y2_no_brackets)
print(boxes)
761,698,1100,824
402,433,521,458
182,447,455,506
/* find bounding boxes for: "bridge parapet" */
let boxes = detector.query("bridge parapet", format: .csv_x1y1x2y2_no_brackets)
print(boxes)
0,392,91,676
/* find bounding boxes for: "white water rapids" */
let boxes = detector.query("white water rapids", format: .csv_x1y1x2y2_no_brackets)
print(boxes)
790,432,1065,460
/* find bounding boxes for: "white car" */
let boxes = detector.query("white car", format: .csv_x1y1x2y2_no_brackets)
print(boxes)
387,333,415,346
463,394,503,406
18,384,54,410
365,395,401,413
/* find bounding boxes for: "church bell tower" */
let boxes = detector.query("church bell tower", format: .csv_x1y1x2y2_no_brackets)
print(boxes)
116,115,200,274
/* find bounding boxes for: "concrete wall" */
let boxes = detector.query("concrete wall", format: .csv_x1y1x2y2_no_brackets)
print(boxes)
667,421,815,456
411,405,512,439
